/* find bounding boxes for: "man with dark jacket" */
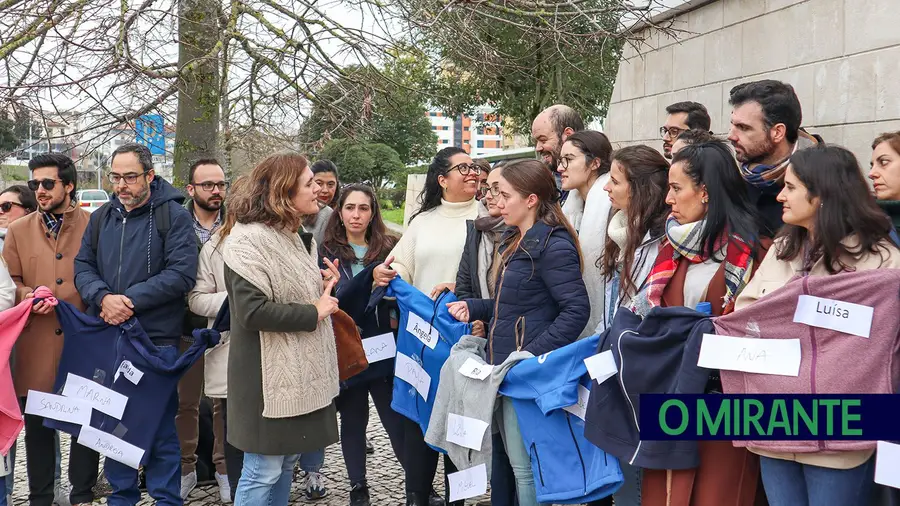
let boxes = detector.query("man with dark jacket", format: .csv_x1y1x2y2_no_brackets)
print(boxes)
74,142,198,505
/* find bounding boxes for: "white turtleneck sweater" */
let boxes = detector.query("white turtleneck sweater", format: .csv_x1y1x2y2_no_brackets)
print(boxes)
390,198,479,293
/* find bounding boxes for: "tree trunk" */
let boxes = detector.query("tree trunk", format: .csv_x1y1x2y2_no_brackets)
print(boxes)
173,0,221,186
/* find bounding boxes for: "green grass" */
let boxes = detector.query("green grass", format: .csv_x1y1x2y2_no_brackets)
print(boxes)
381,203,405,226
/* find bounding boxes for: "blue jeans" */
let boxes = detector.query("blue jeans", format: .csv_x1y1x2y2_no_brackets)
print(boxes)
6,427,63,494
760,455,874,506
234,453,300,506
498,397,539,506
298,450,324,473
105,345,181,506
491,430,518,506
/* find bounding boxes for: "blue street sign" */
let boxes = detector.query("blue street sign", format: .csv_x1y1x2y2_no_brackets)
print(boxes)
135,115,165,155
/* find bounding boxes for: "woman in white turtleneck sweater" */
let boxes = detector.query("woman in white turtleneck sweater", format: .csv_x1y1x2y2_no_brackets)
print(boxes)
557,130,614,338
373,146,480,506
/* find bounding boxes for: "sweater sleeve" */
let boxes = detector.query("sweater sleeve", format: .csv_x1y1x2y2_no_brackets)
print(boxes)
188,239,227,319
225,266,319,333
0,259,16,311
522,235,590,357
1,226,32,303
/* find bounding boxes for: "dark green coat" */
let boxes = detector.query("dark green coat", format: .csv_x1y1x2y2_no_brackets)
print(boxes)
223,233,338,455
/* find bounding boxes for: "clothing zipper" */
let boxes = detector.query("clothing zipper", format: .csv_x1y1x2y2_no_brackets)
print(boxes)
530,442,545,486
565,412,588,494
801,276,825,451
115,214,127,293
617,329,643,465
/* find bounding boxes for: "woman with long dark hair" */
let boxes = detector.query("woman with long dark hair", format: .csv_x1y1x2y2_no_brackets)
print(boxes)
721,145,900,506
638,139,764,506
373,146,480,506
312,159,341,208
447,159,590,506
319,184,405,506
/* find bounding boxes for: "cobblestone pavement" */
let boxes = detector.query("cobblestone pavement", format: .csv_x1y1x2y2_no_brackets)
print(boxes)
9,404,488,505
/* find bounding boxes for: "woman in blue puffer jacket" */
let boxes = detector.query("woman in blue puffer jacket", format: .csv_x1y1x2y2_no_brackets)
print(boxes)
447,158,589,506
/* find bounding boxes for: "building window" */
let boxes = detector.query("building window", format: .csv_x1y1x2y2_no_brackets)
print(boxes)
477,140,484,148
429,112,437,117
431,126,437,130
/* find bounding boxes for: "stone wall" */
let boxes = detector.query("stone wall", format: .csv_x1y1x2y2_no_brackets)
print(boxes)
606,0,900,166
403,174,427,228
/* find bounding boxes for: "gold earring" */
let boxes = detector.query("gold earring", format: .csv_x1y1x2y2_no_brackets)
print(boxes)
702,197,709,204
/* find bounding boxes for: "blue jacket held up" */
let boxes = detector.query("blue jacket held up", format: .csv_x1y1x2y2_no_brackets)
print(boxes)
44,300,215,464
467,221,589,364
74,177,198,341
499,334,623,504
369,277,470,440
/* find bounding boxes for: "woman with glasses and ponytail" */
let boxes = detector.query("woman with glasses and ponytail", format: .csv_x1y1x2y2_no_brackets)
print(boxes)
373,147,480,506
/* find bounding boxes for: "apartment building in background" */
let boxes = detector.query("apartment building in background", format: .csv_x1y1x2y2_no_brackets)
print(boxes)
427,106,510,158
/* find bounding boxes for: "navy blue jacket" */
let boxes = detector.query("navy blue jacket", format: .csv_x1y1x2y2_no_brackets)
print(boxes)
466,221,589,364
74,178,198,341
583,306,713,471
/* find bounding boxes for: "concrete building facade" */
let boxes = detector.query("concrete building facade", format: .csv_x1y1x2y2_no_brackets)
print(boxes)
605,0,900,167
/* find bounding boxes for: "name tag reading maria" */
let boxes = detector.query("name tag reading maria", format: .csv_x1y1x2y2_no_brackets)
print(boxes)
407,312,440,350
698,334,801,377
794,295,873,338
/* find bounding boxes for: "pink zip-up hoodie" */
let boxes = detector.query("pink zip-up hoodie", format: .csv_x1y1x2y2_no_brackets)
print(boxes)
714,269,900,454
0,286,56,454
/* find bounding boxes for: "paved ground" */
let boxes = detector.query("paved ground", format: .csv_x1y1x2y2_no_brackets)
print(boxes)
9,403,486,505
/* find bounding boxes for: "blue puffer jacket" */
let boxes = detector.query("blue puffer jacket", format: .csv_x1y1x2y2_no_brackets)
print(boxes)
74,177,198,341
467,221,589,364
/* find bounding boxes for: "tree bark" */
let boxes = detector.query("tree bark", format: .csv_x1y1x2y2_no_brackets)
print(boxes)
174,0,221,185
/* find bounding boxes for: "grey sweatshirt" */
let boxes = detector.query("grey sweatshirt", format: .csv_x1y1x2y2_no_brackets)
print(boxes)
425,335,532,477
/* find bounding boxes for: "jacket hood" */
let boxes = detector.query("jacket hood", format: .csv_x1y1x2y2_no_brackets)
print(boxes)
111,177,185,214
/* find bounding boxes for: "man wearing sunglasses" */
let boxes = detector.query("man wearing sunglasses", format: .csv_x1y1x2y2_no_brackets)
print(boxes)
2,153,101,506
74,142,198,505
178,158,229,501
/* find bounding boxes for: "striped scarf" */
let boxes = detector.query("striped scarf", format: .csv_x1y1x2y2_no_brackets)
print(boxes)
643,216,754,310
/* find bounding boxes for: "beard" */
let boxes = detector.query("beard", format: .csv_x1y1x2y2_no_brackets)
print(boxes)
40,193,68,214
196,195,223,212
117,184,151,209
734,135,777,165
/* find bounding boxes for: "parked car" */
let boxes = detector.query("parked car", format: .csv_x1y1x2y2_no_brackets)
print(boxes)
76,189,109,213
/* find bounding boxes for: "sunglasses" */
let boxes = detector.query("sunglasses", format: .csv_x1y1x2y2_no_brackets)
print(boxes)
27,178,63,191
0,202,25,213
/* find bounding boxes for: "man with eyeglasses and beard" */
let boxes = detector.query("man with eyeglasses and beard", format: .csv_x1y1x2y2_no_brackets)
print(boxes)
177,159,230,501
2,153,100,506
531,104,585,204
74,142,198,505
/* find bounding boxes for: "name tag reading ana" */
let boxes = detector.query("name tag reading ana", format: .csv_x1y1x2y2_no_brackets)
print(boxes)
794,295,873,338
698,334,801,377
407,312,440,350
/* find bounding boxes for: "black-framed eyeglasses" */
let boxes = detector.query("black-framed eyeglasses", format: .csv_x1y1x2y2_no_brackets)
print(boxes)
0,201,25,213
449,163,483,176
108,171,148,185
27,179,63,191
192,181,229,192
660,126,686,139
487,185,501,197
558,154,594,171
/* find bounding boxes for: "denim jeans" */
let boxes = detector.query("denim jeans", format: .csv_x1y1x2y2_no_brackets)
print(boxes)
105,345,182,506
760,455,874,506
498,397,539,506
234,453,300,506
297,450,324,473
491,430,518,506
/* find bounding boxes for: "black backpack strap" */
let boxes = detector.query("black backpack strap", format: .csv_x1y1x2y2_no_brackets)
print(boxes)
90,203,113,252
154,202,171,248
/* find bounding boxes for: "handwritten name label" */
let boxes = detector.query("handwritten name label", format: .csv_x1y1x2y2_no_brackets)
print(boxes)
698,334,801,377
62,373,128,419
395,353,431,400
563,384,591,421
794,295,873,338
446,413,489,451
0,452,10,477
362,333,397,363
876,441,900,490
458,358,493,381
407,312,439,350
77,425,144,470
448,463,488,502
114,360,144,385
25,390,93,426
584,350,618,384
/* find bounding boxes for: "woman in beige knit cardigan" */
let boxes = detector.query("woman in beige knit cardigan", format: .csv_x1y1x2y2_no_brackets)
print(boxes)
220,152,342,506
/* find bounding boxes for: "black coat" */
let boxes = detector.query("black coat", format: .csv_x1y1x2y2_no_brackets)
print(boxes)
466,221,589,364
455,220,482,300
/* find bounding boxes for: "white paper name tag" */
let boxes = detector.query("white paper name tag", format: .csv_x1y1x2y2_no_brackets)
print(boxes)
77,425,144,469
25,390,92,426
62,373,128,419
446,413,490,451
563,384,591,421
395,353,431,400
0,452,10,477
113,360,144,385
875,441,900,489
407,312,439,350
794,295,873,338
362,333,397,363
584,350,618,384
448,463,488,502
458,358,493,381
698,334,801,377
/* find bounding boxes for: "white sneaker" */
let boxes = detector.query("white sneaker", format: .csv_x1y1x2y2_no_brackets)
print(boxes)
180,470,197,500
216,472,232,503
53,480,72,506
302,471,328,500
